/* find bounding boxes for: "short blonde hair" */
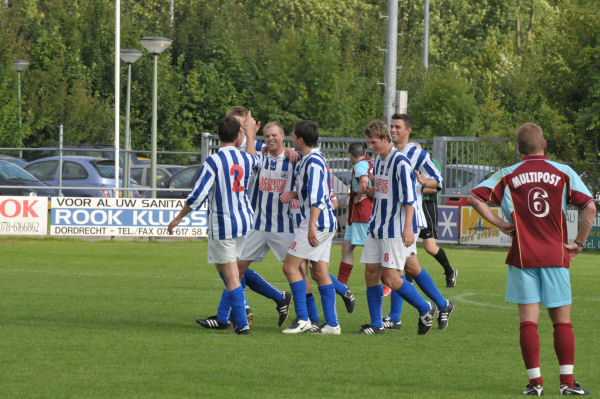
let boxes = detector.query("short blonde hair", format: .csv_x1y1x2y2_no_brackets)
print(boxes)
363,120,390,141
262,121,284,135
516,122,545,155
226,106,248,118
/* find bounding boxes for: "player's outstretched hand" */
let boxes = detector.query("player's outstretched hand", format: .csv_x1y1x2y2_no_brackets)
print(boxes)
167,217,181,235
284,148,300,162
564,242,583,261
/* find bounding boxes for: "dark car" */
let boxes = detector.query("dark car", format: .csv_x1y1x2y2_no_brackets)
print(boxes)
25,156,141,197
0,154,28,168
152,165,201,198
0,160,57,197
130,164,186,187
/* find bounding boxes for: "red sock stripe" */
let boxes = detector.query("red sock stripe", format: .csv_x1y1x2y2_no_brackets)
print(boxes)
520,321,540,370
337,262,353,285
553,322,575,387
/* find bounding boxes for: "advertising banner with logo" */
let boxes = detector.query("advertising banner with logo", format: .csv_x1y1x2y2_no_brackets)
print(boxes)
0,196,48,235
460,206,579,247
436,205,460,243
50,197,208,237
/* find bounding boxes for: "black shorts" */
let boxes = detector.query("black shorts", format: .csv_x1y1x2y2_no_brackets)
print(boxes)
418,200,438,239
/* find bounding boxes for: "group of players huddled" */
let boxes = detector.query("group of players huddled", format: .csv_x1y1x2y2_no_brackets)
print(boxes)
168,109,595,395
168,107,455,336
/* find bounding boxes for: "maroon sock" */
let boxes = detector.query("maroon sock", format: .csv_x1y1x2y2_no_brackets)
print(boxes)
337,262,353,285
520,321,543,387
554,322,575,387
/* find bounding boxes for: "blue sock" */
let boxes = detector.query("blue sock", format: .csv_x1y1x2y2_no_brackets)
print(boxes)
306,294,320,323
227,286,248,329
396,276,430,316
318,284,338,327
414,268,448,310
289,280,308,321
245,268,284,303
240,276,249,308
329,273,348,296
389,289,403,323
366,285,384,328
216,289,230,324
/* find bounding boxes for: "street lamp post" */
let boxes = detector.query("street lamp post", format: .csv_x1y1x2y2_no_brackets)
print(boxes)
140,36,171,198
120,49,142,193
12,59,29,157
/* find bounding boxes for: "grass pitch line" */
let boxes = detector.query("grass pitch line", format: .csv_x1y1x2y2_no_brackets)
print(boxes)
452,292,513,310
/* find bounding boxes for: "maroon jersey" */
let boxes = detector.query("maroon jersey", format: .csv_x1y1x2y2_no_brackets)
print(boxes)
471,155,593,269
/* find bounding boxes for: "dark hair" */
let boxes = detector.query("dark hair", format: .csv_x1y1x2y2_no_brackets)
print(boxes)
217,116,241,143
348,142,366,157
391,113,413,129
292,120,319,147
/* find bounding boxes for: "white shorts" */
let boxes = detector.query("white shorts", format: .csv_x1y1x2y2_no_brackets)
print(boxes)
360,236,417,270
207,237,244,264
239,230,294,262
287,226,335,263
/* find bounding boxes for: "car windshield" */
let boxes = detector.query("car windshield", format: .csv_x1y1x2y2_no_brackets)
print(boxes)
93,160,123,179
0,160,39,182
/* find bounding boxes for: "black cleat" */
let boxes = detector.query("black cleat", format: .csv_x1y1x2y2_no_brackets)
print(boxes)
522,384,544,396
276,291,293,327
437,301,455,330
234,325,251,335
340,288,356,313
382,316,402,330
355,324,385,334
446,268,458,288
196,315,231,330
559,381,590,395
417,302,437,335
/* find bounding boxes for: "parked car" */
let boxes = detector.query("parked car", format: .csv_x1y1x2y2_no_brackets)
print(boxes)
0,154,28,168
25,156,141,197
24,144,149,166
130,164,186,187
152,165,201,198
0,160,58,197
443,164,495,205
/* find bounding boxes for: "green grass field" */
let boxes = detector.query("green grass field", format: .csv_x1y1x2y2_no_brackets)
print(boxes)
1,237,598,398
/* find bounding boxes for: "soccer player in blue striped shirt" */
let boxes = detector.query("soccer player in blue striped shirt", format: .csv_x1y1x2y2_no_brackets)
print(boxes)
281,120,340,334
168,114,259,335
357,120,436,335
383,114,455,332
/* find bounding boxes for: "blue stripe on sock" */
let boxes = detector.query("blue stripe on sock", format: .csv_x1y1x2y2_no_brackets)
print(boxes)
290,280,308,320
389,289,403,322
306,294,320,323
245,268,284,303
366,285,383,328
227,286,248,328
396,276,430,316
329,273,348,296
318,284,338,327
414,268,447,310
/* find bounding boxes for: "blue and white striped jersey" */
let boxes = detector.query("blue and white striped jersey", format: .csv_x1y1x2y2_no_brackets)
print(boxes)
186,146,258,240
249,151,296,233
368,148,417,238
399,143,443,229
294,149,337,232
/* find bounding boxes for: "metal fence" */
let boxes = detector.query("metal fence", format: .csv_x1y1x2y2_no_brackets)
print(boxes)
2,135,509,236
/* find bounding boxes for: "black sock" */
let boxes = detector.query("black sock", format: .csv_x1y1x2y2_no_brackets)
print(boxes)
433,248,453,275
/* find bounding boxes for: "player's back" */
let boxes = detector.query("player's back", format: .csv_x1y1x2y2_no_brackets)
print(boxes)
473,155,593,268
187,146,257,240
